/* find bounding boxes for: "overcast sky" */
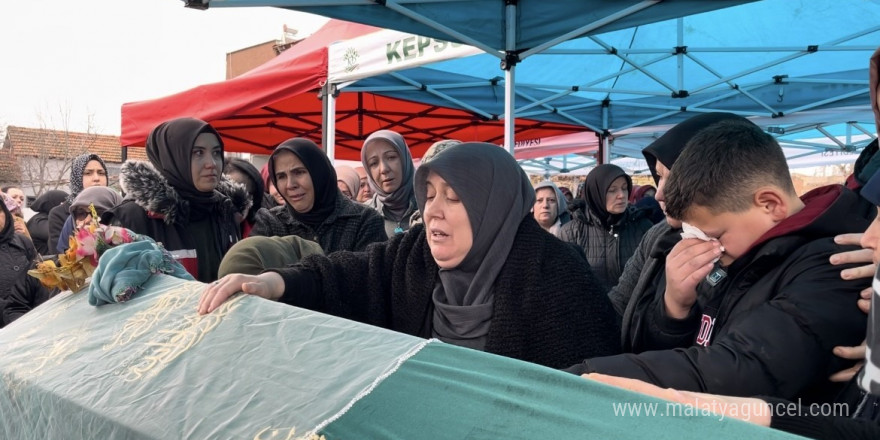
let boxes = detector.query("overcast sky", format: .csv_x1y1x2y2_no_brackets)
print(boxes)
0,0,327,136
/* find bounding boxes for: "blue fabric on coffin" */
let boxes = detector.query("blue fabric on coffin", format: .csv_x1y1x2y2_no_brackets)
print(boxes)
87,239,194,306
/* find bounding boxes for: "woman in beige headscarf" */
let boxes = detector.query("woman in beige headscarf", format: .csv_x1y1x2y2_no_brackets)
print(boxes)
334,165,361,200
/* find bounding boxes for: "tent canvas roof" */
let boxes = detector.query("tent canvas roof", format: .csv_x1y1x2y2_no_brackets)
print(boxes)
121,20,589,160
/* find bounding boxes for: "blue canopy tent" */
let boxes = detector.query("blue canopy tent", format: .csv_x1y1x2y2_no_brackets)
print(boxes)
333,0,880,172
185,0,878,173
184,0,751,153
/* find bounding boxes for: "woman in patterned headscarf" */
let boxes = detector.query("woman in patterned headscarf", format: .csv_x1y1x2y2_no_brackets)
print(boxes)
48,153,108,254
103,118,249,283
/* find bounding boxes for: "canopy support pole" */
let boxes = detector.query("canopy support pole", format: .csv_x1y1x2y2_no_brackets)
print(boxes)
503,1,517,155
676,18,684,91
321,82,338,163
597,101,611,165
505,67,516,155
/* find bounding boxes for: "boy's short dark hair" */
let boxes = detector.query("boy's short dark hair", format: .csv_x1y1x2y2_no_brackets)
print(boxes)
664,120,796,220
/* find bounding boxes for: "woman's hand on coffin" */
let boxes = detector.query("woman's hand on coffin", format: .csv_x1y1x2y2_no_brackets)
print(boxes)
198,272,285,314
664,238,721,319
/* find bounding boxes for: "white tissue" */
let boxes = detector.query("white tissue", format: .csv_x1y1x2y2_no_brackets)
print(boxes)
680,222,713,241
680,222,725,262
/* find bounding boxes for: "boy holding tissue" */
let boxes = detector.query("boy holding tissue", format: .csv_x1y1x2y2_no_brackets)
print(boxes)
569,119,872,405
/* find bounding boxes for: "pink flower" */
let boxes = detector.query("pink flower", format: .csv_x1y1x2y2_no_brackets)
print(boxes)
75,229,98,266
103,226,130,246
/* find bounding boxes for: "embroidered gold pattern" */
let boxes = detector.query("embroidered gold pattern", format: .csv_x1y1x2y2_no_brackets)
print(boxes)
107,281,243,382
3,329,89,400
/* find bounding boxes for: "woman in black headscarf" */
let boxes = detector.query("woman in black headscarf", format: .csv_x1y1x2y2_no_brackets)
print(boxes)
250,138,387,254
48,153,108,254
26,189,68,256
557,164,653,288
103,117,249,283
361,130,419,237
202,142,620,369
0,195,41,328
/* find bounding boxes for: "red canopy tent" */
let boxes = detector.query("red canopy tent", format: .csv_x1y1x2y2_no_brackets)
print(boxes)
120,20,586,160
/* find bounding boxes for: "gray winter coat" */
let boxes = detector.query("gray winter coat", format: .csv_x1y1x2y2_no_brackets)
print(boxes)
556,205,653,288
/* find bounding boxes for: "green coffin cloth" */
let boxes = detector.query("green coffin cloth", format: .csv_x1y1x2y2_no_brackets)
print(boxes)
0,275,425,439
1,275,804,439
320,343,804,440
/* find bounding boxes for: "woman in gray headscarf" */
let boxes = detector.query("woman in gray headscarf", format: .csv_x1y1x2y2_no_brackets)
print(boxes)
56,186,123,253
48,153,108,255
202,142,620,369
361,130,419,237
533,180,571,235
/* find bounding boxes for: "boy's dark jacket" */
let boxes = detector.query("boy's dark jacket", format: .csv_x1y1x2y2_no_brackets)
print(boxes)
572,184,871,403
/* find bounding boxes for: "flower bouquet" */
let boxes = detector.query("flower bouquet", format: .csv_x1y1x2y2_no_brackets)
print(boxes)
29,205,137,292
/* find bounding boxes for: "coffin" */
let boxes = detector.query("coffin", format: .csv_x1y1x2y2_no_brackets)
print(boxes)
0,275,800,439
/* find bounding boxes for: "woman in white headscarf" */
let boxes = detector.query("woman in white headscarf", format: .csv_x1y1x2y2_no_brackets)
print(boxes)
361,130,419,237
202,142,620,369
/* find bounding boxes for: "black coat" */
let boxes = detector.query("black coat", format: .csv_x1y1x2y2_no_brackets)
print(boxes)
274,217,621,369
26,212,51,256
0,233,38,329
573,185,871,403
28,190,68,257
2,264,50,326
47,201,71,256
606,220,680,350
103,161,248,283
557,204,653,288
251,195,387,254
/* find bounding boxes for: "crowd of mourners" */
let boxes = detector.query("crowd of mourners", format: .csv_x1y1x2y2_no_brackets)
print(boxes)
1,49,879,440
